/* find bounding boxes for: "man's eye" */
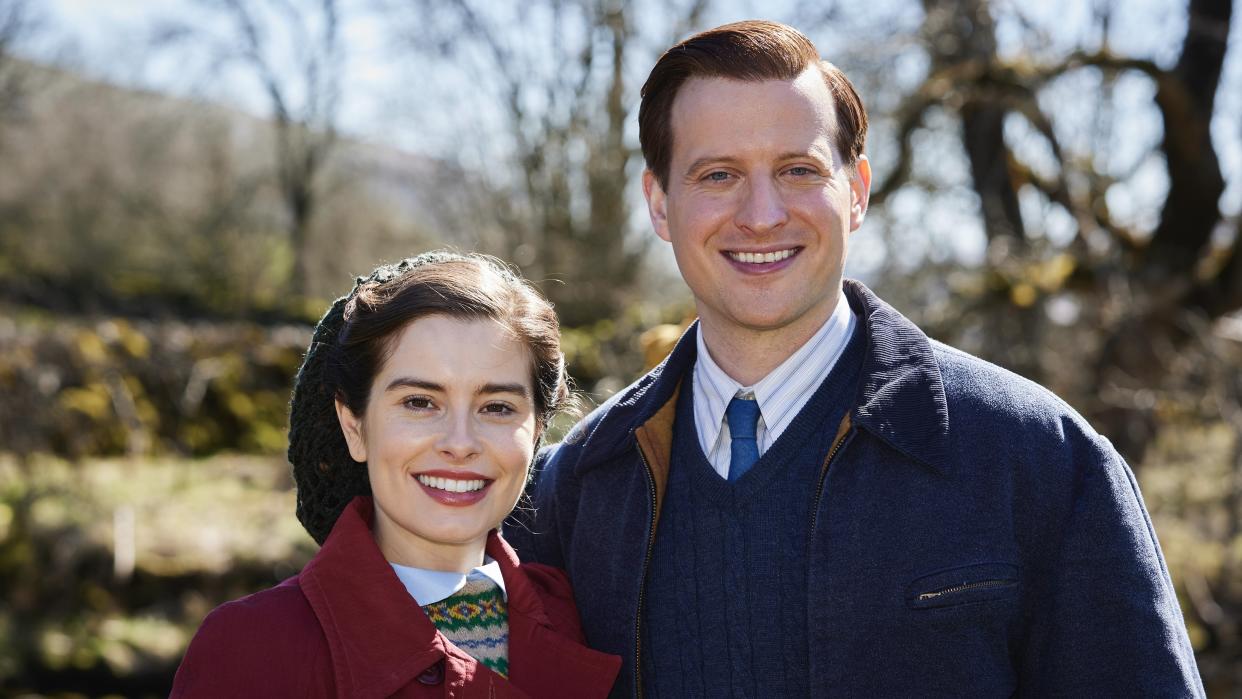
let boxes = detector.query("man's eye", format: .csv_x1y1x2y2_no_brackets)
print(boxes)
787,166,815,176
705,171,731,182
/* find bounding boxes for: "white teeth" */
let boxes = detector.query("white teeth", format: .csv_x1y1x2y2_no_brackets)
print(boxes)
416,475,487,492
729,248,794,264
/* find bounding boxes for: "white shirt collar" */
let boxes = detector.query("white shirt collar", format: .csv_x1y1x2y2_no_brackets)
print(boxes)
693,293,856,477
389,557,508,606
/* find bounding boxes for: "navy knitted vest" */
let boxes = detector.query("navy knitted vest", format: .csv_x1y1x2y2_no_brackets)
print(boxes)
640,327,865,698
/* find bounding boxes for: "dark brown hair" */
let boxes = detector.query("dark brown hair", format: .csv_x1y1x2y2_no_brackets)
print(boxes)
638,20,868,190
288,251,570,544
330,254,568,427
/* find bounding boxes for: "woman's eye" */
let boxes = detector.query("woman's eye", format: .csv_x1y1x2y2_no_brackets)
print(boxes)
482,402,516,416
403,396,435,411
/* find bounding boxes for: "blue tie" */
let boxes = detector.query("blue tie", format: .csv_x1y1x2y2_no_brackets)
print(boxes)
726,396,761,482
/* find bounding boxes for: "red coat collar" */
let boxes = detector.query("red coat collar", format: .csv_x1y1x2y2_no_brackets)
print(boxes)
299,496,616,698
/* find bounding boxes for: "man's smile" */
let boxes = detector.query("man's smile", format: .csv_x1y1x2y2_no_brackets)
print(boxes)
724,247,800,264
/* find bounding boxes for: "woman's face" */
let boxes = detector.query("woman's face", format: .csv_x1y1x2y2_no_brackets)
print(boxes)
336,314,538,572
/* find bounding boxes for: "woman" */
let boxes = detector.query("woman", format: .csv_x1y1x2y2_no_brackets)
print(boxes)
172,252,620,698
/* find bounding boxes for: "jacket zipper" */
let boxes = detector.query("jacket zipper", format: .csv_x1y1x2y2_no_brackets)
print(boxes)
917,579,1013,601
809,418,853,535
633,445,658,699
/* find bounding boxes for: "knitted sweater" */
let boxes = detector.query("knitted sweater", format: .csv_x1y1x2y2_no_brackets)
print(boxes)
640,326,865,697
421,577,510,677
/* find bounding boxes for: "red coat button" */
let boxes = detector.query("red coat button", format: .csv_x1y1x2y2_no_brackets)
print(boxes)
416,660,445,685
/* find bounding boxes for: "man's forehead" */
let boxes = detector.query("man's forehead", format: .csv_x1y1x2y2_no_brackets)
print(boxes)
673,67,834,112
668,68,840,156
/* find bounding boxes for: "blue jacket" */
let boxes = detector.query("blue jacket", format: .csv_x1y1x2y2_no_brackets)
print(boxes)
506,281,1203,698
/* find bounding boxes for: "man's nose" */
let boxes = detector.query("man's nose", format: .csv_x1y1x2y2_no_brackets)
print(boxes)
735,176,789,234
436,412,482,461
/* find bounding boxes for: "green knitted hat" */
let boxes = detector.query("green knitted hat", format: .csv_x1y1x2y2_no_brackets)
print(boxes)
287,251,465,545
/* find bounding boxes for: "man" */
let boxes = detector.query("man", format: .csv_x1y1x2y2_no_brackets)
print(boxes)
506,20,1203,697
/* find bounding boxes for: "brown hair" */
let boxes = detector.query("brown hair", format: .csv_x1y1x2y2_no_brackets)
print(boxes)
330,253,569,429
289,251,570,544
638,20,868,190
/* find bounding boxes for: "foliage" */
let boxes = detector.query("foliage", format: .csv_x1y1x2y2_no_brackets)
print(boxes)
0,454,314,696
0,310,309,459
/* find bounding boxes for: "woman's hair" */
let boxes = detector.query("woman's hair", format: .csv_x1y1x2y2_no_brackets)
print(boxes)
288,251,570,544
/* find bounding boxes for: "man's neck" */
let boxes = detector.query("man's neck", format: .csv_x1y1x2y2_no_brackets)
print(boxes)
697,297,841,387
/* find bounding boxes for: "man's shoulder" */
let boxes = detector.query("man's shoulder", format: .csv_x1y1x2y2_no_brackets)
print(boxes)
931,341,1080,419
542,359,681,472
927,339,1113,463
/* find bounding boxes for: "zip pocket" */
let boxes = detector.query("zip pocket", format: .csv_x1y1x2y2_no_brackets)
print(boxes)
906,563,1019,609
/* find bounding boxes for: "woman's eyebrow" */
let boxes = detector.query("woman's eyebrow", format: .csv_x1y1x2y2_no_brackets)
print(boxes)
480,382,529,398
384,377,442,393
384,377,529,398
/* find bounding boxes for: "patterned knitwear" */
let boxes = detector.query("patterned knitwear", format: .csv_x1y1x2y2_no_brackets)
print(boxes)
421,576,510,677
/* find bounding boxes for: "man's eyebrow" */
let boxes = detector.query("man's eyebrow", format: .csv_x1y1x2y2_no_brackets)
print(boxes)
683,148,836,176
683,155,739,175
384,377,529,398
777,147,834,164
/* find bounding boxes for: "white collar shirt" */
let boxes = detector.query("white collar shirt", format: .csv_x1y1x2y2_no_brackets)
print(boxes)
692,293,857,480
389,557,508,606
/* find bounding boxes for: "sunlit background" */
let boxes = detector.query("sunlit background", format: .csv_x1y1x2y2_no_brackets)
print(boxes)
1,0,1240,695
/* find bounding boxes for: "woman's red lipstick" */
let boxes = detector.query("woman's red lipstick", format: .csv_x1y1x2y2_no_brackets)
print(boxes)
412,470,493,507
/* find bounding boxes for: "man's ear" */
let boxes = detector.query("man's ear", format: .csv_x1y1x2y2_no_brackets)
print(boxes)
849,155,872,232
335,398,368,463
643,169,672,242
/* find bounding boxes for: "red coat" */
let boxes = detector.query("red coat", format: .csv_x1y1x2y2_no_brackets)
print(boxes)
171,497,619,698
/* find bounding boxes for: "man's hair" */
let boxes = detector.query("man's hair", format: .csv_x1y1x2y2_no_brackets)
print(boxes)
638,20,868,190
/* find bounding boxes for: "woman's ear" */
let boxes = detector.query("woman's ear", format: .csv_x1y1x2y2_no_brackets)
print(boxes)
335,398,368,463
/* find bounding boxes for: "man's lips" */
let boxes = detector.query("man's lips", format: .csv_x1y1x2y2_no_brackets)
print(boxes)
724,247,799,264
722,246,802,272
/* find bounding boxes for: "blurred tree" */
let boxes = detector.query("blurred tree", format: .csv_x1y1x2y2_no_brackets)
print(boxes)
154,0,343,301
387,0,708,326
855,0,1238,460
0,0,35,122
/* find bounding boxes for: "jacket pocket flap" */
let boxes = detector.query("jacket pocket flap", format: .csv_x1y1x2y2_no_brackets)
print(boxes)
906,562,1020,609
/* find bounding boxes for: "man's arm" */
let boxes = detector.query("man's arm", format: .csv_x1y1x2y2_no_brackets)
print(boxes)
1022,434,1204,696
504,443,567,568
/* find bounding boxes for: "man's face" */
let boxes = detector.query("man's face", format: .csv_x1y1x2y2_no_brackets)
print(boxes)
643,67,871,347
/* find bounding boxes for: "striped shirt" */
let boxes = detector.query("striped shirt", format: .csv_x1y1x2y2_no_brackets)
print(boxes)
693,293,857,480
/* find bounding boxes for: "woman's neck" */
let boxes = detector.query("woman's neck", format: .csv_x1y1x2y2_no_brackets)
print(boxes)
372,516,487,573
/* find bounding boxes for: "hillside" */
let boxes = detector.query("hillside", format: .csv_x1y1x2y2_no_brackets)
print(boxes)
0,59,479,316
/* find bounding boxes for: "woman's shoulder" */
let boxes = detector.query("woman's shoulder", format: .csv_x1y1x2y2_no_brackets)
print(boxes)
202,578,320,636
171,577,335,697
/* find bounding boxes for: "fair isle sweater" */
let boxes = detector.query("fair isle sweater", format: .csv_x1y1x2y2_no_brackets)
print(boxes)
421,577,510,677
639,325,865,697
